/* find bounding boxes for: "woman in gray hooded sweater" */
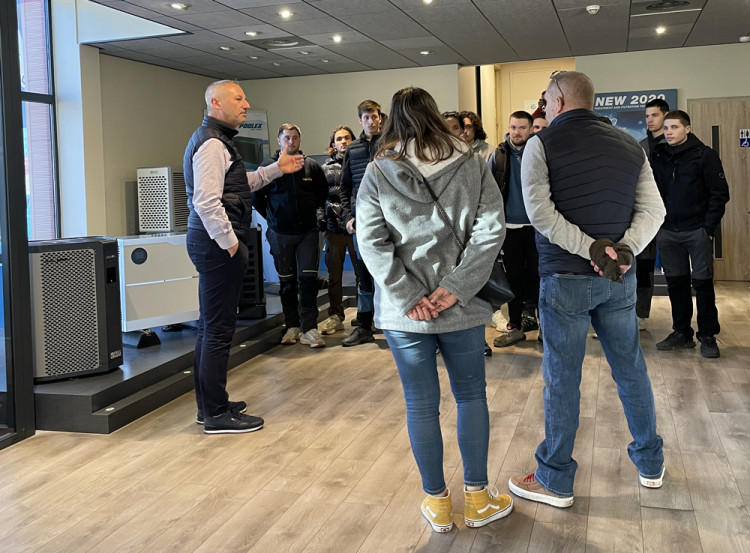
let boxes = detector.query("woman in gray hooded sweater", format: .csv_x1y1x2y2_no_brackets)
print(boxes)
356,87,512,533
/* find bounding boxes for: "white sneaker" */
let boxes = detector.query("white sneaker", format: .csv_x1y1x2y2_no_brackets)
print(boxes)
639,466,665,488
300,328,326,348
281,327,302,345
319,315,344,335
638,317,647,331
491,309,507,330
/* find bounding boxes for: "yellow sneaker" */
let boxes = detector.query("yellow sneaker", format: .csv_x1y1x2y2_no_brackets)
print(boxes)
421,490,453,533
464,485,513,528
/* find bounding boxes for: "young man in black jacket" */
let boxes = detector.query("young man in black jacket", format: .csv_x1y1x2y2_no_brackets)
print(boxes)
651,110,730,358
253,124,328,348
340,100,382,346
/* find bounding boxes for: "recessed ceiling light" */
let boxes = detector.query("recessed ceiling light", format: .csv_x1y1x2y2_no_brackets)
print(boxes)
655,26,666,34
279,9,293,18
245,31,259,37
249,55,259,60
170,2,189,10
272,62,281,66
219,46,232,51
419,50,433,55
423,0,433,4
332,34,342,43
321,58,330,63
740,35,750,43
299,50,309,55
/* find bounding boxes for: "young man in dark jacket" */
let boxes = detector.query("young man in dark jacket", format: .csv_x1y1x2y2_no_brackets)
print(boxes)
487,111,540,347
635,98,669,329
651,110,730,358
253,124,328,348
340,100,382,346
319,125,359,335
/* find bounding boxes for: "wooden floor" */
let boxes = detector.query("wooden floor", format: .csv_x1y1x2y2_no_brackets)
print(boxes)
2,282,750,553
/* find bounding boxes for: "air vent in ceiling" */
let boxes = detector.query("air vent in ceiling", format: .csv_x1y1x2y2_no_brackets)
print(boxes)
242,36,316,50
646,1,690,10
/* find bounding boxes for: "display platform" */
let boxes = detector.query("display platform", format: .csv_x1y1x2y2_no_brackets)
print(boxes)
34,276,356,434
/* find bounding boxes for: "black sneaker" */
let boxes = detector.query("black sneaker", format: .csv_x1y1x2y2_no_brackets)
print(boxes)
521,313,539,332
196,400,247,425
698,335,720,358
484,342,493,357
656,331,695,351
203,410,264,434
342,326,375,347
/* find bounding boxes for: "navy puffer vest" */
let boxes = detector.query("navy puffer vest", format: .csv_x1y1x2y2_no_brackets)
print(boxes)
184,116,252,245
536,109,644,276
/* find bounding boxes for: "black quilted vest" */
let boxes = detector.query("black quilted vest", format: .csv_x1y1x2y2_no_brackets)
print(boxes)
535,109,644,276
184,116,252,244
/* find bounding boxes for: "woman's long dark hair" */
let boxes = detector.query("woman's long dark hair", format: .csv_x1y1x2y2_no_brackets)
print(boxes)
376,87,457,163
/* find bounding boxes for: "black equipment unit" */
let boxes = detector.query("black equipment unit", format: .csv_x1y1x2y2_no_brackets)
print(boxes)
238,226,266,319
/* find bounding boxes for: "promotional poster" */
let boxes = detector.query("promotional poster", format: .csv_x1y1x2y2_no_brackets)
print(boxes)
594,89,678,142
235,110,271,170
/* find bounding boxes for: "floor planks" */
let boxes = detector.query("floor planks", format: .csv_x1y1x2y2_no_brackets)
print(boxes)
1,282,749,552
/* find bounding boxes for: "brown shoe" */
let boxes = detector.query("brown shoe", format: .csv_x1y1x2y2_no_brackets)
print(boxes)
508,473,574,508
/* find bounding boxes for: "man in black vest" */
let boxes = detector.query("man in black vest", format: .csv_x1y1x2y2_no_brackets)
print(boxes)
651,110,729,358
507,71,667,508
184,80,303,434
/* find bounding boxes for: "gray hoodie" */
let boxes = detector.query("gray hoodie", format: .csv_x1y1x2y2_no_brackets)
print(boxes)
356,141,505,333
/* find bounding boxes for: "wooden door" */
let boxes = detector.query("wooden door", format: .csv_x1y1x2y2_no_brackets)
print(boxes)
688,97,750,281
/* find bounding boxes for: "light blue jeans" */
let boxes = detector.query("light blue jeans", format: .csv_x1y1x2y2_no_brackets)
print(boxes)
384,325,489,495
534,272,664,497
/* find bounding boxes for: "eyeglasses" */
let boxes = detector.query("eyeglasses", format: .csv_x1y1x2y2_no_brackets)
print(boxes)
550,70,567,104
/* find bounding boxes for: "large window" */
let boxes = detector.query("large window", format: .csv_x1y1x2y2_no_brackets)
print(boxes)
17,0,58,240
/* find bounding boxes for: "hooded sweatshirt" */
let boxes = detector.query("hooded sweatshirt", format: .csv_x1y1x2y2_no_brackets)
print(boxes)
355,138,505,333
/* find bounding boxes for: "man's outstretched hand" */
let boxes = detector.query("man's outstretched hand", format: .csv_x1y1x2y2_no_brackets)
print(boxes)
277,144,304,173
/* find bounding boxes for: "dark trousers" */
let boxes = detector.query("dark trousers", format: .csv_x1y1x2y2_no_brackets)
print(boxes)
187,228,249,418
500,226,539,328
353,235,375,328
635,240,656,319
657,227,720,339
267,228,320,332
324,231,359,319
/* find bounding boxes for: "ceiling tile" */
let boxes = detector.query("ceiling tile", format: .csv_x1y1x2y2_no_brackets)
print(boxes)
338,12,430,41
306,0,399,16
124,0,233,16
213,24,292,40
300,30,373,46
174,10,263,28
273,18,352,35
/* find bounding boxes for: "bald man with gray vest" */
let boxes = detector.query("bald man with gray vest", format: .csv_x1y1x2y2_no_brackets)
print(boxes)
507,71,667,507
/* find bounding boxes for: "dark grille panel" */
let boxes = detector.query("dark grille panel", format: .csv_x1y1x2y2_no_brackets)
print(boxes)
39,249,100,376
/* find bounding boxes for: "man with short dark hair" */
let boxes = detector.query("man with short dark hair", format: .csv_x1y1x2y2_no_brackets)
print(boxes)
651,110,730,358
253,123,329,348
532,116,548,133
635,98,670,329
340,100,382,346
488,110,540,347
185,81,303,433
508,71,666,508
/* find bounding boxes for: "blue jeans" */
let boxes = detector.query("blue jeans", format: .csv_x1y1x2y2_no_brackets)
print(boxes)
535,272,664,497
352,234,374,325
384,325,489,495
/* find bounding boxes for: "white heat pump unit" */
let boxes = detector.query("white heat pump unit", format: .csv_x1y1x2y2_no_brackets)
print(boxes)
137,166,188,233
118,233,199,332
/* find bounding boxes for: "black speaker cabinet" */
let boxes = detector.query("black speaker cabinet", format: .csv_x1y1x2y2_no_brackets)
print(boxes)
238,226,266,319
29,237,123,382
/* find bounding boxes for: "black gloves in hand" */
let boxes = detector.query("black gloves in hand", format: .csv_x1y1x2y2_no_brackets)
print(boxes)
589,239,634,283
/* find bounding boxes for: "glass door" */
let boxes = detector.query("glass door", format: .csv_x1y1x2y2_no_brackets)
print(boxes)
0,0,35,449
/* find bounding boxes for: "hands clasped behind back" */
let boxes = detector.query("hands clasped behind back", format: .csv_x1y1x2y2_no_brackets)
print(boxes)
406,286,459,321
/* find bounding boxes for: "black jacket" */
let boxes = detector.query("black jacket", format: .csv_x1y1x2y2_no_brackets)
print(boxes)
651,133,729,236
340,131,380,224
321,155,348,234
639,131,666,162
253,151,328,234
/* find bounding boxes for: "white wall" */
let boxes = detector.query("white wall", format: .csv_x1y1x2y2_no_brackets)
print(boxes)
99,55,213,236
240,65,460,154
577,43,750,110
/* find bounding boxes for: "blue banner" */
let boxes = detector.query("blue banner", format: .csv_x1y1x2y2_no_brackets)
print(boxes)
594,89,678,142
